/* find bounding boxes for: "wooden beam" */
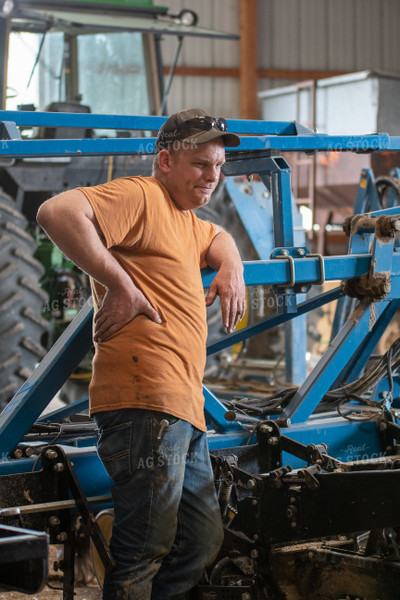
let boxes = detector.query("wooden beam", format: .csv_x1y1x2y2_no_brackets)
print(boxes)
163,65,348,81
240,0,258,118
163,66,238,78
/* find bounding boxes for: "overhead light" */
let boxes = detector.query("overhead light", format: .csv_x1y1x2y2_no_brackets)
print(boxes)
178,9,198,26
170,9,198,27
1,0,14,16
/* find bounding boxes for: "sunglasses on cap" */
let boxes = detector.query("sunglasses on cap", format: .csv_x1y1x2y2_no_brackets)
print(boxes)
176,115,228,133
160,116,228,141
156,115,229,151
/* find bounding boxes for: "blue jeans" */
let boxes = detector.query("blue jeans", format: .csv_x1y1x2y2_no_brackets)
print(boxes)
93,408,223,600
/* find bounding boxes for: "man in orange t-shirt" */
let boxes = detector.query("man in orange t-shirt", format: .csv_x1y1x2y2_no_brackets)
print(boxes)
37,109,245,600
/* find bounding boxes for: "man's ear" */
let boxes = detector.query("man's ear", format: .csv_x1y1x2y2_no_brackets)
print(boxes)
157,149,172,173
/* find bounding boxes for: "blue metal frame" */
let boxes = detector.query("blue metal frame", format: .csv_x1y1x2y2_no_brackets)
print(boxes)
1,111,400,489
223,177,307,383
1,111,400,157
0,301,92,457
280,299,391,425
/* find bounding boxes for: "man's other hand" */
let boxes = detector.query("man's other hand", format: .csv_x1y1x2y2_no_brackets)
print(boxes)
205,263,246,334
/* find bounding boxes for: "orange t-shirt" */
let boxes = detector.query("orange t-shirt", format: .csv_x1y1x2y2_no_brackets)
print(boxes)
78,176,216,431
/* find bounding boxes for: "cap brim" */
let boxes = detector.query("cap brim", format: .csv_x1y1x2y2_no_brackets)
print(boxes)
184,129,241,148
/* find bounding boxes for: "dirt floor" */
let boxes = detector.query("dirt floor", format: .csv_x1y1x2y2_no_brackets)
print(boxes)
0,582,102,600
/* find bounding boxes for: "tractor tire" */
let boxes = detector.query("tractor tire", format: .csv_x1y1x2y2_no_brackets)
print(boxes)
0,192,49,410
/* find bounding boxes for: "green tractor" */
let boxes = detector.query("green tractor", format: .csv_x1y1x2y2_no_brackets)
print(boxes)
0,0,236,407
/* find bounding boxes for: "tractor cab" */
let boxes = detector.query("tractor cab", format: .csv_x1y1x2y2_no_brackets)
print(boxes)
1,0,235,123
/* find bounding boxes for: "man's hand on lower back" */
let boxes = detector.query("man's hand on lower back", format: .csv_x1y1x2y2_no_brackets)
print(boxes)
94,285,162,343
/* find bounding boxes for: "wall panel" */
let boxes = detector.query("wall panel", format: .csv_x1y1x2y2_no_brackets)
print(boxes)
156,0,400,118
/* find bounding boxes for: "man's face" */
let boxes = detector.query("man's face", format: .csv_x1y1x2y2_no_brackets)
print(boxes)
161,139,225,211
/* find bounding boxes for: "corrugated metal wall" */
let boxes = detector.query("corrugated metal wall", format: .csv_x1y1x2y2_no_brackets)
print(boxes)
258,0,400,91
160,0,240,117
161,0,400,118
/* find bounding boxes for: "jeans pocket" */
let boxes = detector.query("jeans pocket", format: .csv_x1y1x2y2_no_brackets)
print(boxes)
97,421,132,482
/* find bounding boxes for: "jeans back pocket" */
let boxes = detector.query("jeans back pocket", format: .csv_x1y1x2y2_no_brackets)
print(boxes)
97,422,132,482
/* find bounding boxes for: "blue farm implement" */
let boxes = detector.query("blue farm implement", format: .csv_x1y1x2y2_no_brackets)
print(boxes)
1,111,400,599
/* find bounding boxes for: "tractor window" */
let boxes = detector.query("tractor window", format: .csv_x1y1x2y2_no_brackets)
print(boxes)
77,32,150,117
7,30,150,126
6,31,64,111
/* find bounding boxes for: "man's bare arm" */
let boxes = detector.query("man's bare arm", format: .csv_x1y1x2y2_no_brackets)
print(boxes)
37,190,161,342
205,228,246,333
